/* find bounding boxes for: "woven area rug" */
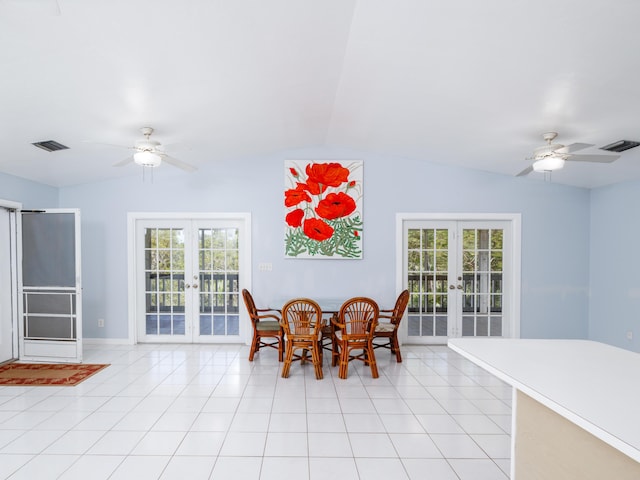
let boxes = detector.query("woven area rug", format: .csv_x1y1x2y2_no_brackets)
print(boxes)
0,362,109,386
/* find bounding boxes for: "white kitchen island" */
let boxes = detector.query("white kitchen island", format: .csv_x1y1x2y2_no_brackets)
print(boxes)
448,338,640,480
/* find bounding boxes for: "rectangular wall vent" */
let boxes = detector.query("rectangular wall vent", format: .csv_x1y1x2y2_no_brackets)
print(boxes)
600,140,640,153
32,140,69,152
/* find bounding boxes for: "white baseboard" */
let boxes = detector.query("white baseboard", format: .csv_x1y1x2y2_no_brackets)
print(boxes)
82,337,133,345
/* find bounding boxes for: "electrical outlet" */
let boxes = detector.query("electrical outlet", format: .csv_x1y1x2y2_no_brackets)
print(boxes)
258,262,272,272
98,318,105,328
626,331,633,340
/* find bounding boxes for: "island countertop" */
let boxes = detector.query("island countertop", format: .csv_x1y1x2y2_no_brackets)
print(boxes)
448,338,640,463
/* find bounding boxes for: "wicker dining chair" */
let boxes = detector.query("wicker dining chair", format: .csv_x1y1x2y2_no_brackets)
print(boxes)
242,289,284,362
280,298,324,380
373,289,409,363
332,297,379,379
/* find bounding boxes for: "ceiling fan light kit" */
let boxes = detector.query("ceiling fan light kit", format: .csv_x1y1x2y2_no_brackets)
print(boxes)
133,150,161,167
533,155,565,172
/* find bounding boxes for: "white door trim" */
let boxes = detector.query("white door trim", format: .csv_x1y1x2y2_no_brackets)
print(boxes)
0,199,21,362
127,212,252,345
396,213,521,341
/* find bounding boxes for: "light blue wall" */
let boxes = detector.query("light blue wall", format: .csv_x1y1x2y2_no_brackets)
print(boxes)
589,181,640,352
0,171,58,207
57,147,592,341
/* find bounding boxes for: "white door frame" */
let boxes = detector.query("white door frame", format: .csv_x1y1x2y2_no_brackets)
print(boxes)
127,212,252,344
0,199,21,362
396,213,522,343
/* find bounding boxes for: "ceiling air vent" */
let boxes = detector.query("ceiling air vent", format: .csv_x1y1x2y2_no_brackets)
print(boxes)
600,140,640,153
31,140,69,152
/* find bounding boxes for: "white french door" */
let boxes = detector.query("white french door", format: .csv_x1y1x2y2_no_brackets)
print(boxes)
134,215,249,344
400,215,520,344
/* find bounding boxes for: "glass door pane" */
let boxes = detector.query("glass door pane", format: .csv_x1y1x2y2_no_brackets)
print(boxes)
144,227,186,337
197,227,240,338
461,227,504,337
406,226,451,340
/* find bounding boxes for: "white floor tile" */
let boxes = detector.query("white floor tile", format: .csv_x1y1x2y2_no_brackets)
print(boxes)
108,455,171,480
269,413,307,432
309,457,359,480
264,432,308,456
174,431,226,456
343,413,386,433
210,456,262,480
0,454,34,479
307,413,346,432
86,430,146,455
219,431,267,456
158,455,216,479
308,432,353,457
57,454,124,480
260,456,309,480
388,433,442,458
448,458,509,480
379,414,426,433
470,434,511,459
349,433,397,458
402,458,459,480
44,430,105,455
0,429,65,454
5,453,79,480
131,431,186,456
0,344,512,479
430,434,488,459
229,412,271,432
354,457,409,479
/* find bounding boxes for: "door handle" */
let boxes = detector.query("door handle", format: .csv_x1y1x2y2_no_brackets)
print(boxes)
449,285,455,290
192,284,198,289
185,284,191,289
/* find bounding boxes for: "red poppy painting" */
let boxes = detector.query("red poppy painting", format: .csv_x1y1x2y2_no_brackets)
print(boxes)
284,160,363,258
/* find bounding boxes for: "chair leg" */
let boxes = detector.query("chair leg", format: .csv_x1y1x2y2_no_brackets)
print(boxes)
338,343,349,379
317,339,323,365
249,333,259,361
367,342,379,378
331,336,339,367
281,343,294,378
278,335,284,362
392,334,402,362
311,345,323,380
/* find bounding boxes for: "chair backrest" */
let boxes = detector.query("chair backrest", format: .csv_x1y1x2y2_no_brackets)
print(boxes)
281,298,323,337
338,297,379,338
242,288,258,319
390,289,410,326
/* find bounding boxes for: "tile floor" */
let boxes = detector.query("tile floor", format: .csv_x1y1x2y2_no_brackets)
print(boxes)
0,344,512,479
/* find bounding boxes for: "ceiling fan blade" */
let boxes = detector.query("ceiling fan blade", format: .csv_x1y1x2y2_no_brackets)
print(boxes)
555,142,595,154
161,155,197,172
565,154,620,164
516,165,533,177
113,156,134,167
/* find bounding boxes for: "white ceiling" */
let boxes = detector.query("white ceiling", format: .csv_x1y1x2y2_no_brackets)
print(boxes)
1,0,640,188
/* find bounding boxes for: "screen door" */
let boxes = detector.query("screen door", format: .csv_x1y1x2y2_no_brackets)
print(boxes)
20,209,82,363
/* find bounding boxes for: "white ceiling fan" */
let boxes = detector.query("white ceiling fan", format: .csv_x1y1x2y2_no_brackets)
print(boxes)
516,132,620,177
111,127,196,172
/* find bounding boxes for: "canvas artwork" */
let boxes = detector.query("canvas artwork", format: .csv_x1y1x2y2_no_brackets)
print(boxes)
284,160,363,259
